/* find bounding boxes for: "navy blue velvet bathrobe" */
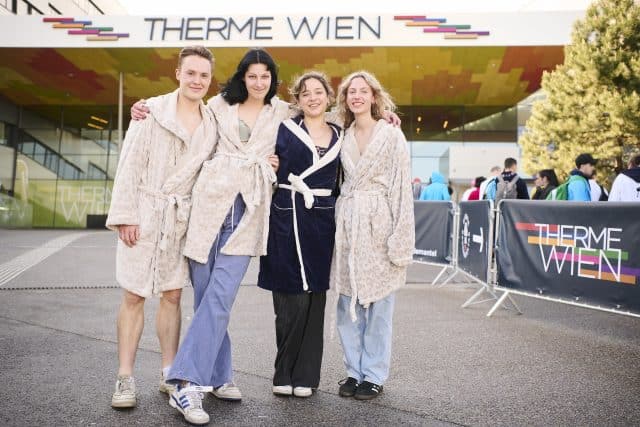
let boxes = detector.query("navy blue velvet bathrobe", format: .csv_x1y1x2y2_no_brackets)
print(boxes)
258,116,342,293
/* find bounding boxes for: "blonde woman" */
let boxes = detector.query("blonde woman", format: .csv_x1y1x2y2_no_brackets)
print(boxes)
331,71,414,400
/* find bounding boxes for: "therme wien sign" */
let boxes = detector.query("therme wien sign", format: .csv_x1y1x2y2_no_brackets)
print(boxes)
0,11,582,47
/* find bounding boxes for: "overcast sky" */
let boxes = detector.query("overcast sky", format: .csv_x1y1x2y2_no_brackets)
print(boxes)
119,0,595,15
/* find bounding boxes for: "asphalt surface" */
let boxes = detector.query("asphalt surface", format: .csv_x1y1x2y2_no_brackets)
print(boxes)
0,229,639,426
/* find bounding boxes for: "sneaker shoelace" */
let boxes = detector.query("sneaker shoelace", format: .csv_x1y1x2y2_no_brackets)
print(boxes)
219,383,236,391
180,385,212,409
118,377,134,393
185,390,204,410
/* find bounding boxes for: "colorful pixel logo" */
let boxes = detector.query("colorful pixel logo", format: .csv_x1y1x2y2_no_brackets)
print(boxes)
42,17,129,41
394,15,490,39
517,222,637,285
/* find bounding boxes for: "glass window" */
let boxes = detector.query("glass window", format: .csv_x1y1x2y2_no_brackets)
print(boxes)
33,143,46,164
87,163,107,180
20,141,35,156
463,106,517,142
399,105,464,142
0,122,6,146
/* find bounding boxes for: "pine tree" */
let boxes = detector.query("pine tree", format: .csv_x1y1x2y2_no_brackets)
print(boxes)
521,0,640,185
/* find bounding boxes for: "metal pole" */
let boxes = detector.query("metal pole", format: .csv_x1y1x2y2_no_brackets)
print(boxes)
490,287,640,319
487,291,509,317
103,108,113,215
487,200,494,285
118,71,124,151
492,201,501,287
430,265,449,286
435,202,460,288
52,106,63,227
451,202,458,270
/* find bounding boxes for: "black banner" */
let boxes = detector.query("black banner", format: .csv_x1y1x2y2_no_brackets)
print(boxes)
457,201,492,282
413,201,453,265
497,200,640,315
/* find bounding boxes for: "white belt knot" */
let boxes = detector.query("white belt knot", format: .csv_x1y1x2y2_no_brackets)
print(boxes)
138,186,190,251
216,152,276,209
287,173,318,209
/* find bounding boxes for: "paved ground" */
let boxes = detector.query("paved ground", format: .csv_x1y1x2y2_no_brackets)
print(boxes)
0,229,639,426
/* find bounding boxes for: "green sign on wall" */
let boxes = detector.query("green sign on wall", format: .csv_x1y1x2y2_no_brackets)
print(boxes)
18,180,113,228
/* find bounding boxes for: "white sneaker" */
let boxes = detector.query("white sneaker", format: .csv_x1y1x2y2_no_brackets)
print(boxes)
211,383,242,401
169,384,213,425
111,375,136,408
293,386,313,397
272,385,293,396
159,373,176,394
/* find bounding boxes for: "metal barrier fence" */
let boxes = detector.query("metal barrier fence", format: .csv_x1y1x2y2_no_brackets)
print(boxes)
412,201,456,285
412,200,640,319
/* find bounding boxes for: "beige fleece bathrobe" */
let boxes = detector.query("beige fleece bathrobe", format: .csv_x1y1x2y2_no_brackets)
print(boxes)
183,94,291,262
330,120,415,320
106,90,217,297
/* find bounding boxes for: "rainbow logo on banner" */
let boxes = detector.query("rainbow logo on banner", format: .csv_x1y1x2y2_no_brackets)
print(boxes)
515,222,638,286
394,15,490,39
42,17,129,41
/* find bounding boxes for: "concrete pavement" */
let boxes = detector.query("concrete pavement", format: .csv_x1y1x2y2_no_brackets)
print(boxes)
0,229,639,426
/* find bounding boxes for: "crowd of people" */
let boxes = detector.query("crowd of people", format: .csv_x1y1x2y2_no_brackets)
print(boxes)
413,153,640,203
106,46,414,425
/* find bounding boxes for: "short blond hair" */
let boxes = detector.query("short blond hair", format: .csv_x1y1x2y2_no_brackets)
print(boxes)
336,70,396,128
178,45,214,67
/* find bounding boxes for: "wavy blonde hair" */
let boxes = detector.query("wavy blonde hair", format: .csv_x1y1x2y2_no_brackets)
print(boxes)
336,70,396,128
288,71,335,114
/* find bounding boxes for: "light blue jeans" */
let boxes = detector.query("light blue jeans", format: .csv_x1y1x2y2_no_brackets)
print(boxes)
168,195,250,387
336,293,395,386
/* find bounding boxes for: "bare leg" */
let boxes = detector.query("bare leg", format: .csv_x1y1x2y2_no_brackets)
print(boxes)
156,288,182,368
117,290,145,376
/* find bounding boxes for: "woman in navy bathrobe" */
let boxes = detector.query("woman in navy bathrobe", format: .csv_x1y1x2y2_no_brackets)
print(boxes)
258,71,342,397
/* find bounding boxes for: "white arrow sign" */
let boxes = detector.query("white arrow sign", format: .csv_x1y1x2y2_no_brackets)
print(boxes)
472,227,484,252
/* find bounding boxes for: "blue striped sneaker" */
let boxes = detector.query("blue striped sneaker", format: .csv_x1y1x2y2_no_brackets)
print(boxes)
169,383,213,425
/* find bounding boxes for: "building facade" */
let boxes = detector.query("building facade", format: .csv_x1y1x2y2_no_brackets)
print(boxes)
0,8,584,227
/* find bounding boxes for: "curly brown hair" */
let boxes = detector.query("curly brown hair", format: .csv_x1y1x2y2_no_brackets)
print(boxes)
288,71,335,113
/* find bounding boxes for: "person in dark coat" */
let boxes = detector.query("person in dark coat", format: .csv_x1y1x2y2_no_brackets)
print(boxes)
258,71,342,398
485,157,529,200
531,169,559,200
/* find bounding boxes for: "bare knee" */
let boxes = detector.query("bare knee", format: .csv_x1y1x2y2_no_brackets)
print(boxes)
121,290,145,309
161,289,182,306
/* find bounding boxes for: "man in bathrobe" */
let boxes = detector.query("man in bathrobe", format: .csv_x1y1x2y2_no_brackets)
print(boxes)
105,46,217,410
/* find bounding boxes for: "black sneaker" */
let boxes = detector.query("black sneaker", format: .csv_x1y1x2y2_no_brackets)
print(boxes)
354,381,383,400
338,377,358,397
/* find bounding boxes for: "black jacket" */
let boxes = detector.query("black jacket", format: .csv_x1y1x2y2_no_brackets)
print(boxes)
499,171,529,199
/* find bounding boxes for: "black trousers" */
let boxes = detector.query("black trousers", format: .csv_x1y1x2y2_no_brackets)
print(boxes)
272,290,326,388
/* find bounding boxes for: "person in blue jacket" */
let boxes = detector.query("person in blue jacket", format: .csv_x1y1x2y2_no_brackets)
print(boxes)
419,171,451,201
258,71,342,398
567,153,596,201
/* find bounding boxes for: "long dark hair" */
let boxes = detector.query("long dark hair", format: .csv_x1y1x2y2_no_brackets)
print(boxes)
221,48,279,105
539,169,559,187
